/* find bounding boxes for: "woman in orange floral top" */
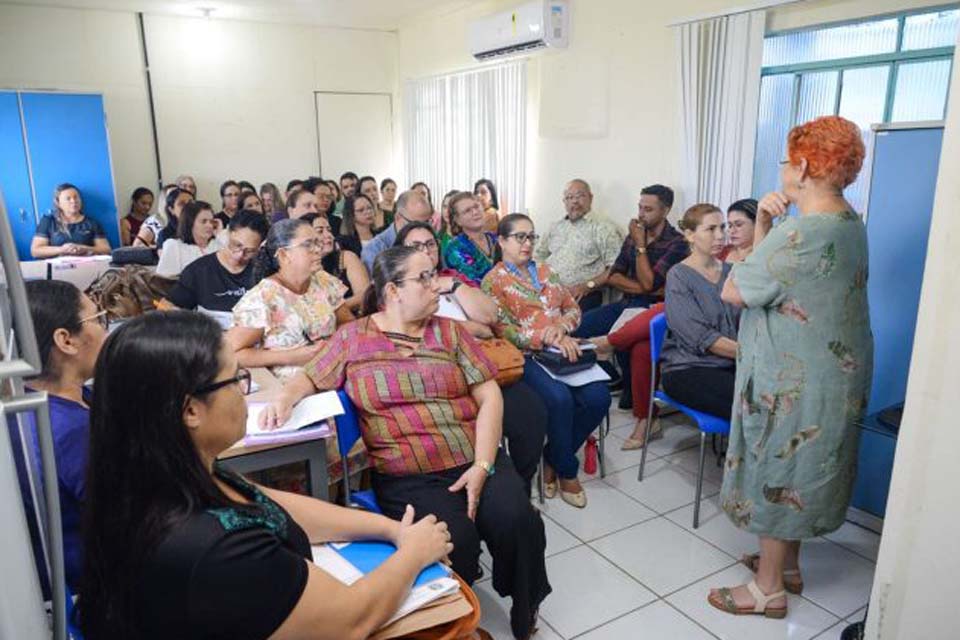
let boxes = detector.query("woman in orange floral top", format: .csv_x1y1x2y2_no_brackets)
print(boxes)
482,214,610,509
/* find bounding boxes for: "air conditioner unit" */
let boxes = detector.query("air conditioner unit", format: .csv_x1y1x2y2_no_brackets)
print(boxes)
468,0,569,61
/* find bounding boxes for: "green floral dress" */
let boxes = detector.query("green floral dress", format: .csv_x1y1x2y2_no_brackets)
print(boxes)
720,211,873,539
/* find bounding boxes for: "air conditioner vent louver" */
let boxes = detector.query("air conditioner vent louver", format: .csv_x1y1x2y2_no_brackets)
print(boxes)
468,1,568,62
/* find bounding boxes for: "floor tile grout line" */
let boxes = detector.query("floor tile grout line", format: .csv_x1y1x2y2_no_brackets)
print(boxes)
564,599,664,640
659,597,724,640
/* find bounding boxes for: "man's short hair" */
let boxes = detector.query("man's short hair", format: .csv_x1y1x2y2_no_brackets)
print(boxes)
566,179,592,194
286,179,304,192
340,171,359,183
640,184,674,210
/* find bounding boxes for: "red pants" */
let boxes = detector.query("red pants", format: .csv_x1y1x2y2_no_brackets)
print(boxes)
607,303,665,419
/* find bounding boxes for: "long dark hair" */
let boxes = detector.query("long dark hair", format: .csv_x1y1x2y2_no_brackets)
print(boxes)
160,187,193,242
176,200,214,245
78,311,238,639
473,178,499,210
24,280,83,379
727,198,758,222
362,246,418,316
253,218,309,281
341,194,375,237
127,187,153,217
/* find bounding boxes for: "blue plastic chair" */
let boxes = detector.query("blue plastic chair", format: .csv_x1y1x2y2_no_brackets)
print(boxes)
637,313,730,529
333,389,381,514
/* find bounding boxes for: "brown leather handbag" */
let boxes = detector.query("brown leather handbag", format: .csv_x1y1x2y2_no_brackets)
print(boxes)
477,338,525,387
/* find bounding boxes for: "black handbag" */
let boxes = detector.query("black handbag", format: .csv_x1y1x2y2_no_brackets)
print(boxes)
111,246,158,266
533,349,597,376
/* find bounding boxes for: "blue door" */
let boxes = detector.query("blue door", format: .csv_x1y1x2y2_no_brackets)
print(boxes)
20,92,120,250
0,92,38,260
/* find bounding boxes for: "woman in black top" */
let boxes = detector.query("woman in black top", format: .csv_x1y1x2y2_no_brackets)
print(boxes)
78,311,454,640
311,214,369,315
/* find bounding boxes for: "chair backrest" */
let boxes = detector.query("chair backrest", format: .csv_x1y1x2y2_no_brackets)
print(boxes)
648,312,668,367
334,389,362,460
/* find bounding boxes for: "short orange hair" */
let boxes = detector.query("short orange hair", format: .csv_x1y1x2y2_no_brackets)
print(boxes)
787,115,865,189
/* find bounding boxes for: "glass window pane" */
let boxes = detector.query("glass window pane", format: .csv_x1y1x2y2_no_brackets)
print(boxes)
838,66,889,214
752,74,794,198
763,19,898,67
892,59,953,121
796,70,839,123
902,10,960,51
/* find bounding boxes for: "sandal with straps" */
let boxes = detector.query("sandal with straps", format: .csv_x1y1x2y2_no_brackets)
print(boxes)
708,579,788,619
740,553,804,595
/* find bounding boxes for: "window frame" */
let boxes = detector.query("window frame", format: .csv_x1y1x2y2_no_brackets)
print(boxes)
761,4,957,123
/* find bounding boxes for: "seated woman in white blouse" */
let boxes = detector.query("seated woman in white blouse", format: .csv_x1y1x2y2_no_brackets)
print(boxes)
156,201,222,277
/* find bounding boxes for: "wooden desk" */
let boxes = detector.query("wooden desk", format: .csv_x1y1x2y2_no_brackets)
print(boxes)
217,368,332,501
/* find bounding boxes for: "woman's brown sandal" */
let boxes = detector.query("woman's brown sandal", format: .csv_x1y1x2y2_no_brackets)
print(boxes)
708,580,787,619
740,553,803,595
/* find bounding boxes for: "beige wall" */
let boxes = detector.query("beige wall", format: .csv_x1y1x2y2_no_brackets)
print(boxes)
0,5,156,215
0,3,400,219
396,0,949,229
143,15,399,201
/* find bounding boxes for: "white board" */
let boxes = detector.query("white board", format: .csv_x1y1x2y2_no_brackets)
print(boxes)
315,92,394,181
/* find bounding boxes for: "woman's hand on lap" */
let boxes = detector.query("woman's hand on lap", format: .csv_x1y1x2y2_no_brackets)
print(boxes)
448,466,488,520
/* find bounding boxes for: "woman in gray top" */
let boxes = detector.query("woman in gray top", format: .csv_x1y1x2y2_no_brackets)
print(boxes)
660,204,741,418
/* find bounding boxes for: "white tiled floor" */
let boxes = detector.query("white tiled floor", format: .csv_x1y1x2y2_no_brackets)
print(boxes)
477,404,880,639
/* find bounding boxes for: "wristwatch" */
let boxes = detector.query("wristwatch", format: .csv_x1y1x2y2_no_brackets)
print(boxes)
586,280,596,289
474,460,496,477
635,246,647,255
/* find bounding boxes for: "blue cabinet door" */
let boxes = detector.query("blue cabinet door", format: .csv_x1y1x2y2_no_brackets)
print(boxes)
20,93,120,249
0,92,38,260
865,127,943,414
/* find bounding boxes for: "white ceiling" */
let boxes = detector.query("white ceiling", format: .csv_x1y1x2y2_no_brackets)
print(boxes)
3,0,469,30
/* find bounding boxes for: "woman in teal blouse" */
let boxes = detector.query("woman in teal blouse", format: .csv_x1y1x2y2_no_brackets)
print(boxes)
443,192,499,285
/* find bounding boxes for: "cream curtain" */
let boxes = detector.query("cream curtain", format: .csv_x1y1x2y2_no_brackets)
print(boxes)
678,10,765,209
404,60,527,213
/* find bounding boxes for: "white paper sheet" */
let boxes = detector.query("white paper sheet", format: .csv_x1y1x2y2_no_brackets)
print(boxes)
198,306,235,330
245,391,344,437
609,306,648,334
434,294,468,322
535,361,611,387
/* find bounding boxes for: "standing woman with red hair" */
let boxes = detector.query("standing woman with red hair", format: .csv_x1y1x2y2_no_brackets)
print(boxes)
708,116,873,618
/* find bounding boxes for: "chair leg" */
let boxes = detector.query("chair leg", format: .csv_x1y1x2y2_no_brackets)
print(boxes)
537,455,545,505
598,413,607,479
637,401,657,482
342,473,352,508
693,432,706,529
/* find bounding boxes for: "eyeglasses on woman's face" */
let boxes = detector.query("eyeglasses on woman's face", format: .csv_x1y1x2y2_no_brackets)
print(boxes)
406,239,438,253
285,238,324,253
227,239,260,258
505,232,539,245
80,309,109,331
396,268,439,288
193,368,253,396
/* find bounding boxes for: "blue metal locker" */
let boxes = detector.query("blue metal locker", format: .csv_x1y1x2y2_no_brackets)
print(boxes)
20,92,120,250
0,92,38,260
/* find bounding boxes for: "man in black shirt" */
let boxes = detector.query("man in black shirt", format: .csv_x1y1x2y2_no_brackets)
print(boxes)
165,210,268,313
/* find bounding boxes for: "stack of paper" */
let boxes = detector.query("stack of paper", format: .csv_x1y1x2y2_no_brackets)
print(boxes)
312,541,459,626
244,391,343,444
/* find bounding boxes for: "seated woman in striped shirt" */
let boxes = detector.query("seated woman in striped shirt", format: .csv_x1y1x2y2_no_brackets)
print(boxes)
262,246,550,640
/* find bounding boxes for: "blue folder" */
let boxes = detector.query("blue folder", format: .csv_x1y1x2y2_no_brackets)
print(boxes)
332,541,451,588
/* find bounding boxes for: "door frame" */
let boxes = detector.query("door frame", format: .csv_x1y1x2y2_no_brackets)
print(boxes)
313,91,395,178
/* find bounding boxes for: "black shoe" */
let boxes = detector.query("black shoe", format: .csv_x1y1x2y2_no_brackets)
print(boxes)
618,393,633,410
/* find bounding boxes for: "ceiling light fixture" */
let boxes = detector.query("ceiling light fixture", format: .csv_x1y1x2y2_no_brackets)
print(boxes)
198,7,215,19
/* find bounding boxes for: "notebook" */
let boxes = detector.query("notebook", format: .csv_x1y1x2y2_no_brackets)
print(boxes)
244,391,342,444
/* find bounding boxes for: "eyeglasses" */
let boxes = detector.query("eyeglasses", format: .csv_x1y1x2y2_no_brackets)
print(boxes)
396,268,439,287
407,239,438,253
227,241,260,258
563,192,590,202
505,232,539,245
285,239,324,253
728,220,751,230
193,368,253,396
80,309,109,330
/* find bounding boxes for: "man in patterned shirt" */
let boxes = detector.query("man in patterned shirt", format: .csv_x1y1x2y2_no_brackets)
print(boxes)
573,184,689,405
536,179,623,312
